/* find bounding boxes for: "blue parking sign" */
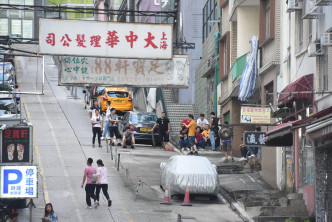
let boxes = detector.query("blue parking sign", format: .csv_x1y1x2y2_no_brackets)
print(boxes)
0,166,38,198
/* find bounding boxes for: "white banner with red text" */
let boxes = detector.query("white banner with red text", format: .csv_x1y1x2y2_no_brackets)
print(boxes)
39,19,173,59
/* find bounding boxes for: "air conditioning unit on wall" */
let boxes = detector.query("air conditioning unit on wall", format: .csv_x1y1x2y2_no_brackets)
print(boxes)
320,33,332,46
287,0,303,12
308,42,324,56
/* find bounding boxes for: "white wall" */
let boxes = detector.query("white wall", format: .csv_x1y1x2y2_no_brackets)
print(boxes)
237,6,260,57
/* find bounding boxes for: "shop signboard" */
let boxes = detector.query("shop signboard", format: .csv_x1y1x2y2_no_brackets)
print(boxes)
39,19,173,59
243,131,267,147
1,127,32,164
0,165,38,198
240,106,271,124
58,55,189,88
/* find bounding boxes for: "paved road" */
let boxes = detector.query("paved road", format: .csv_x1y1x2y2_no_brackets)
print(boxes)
15,46,242,222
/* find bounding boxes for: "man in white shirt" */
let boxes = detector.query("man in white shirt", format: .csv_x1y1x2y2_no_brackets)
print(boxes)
197,114,209,130
101,101,113,139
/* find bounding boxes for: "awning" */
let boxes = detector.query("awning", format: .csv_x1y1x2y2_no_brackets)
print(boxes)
278,74,314,106
306,107,332,143
265,121,295,146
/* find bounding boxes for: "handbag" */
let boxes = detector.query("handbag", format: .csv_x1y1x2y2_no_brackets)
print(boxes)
87,169,98,183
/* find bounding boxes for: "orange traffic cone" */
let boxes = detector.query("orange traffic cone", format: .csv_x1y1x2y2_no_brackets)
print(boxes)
160,185,173,205
181,186,192,206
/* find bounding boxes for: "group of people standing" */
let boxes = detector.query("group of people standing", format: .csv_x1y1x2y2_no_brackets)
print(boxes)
89,100,135,149
81,158,112,209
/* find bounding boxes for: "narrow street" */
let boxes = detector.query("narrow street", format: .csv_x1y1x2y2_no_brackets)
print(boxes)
16,54,242,222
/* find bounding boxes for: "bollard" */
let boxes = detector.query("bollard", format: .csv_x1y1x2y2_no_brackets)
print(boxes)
114,149,118,167
125,169,129,187
110,140,113,160
117,153,120,171
74,86,77,99
151,130,155,147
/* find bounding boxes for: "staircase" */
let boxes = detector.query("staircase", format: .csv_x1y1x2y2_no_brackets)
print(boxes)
162,89,199,146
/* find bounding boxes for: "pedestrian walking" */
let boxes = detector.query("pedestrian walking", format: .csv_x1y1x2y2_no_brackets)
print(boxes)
122,127,135,149
209,112,219,151
185,114,198,155
91,109,103,148
89,100,100,118
152,112,170,149
81,158,97,209
101,101,113,140
95,159,112,207
108,108,122,146
196,114,209,130
42,203,58,222
221,121,234,162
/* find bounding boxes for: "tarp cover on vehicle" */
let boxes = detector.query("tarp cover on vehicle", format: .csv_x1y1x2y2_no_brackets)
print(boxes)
160,155,219,195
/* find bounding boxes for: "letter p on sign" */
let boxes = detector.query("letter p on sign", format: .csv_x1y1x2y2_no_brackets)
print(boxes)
3,169,22,194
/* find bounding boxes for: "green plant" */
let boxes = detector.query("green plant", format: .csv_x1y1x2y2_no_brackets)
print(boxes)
304,219,310,222
0,84,12,92
285,218,295,222
0,102,9,111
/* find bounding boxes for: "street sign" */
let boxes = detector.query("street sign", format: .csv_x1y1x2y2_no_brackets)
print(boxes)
0,165,38,198
39,19,173,59
243,131,266,147
58,55,189,88
240,106,271,124
1,127,32,164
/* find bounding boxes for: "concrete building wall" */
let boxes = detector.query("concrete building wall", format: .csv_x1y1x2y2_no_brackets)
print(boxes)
178,0,203,104
195,24,219,116
221,3,230,36
237,6,260,57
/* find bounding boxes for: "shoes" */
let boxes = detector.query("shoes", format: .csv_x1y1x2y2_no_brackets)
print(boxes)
186,148,190,151
239,157,245,161
123,145,127,148
92,144,95,148
181,148,185,151
98,144,102,148
94,201,99,208
188,151,193,155
108,199,112,207
117,143,121,146
101,137,105,140
86,205,92,209
130,145,135,149
250,154,256,157
194,151,198,156
160,146,164,149
231,158,234,162
112,142,115,146
224,159,229,163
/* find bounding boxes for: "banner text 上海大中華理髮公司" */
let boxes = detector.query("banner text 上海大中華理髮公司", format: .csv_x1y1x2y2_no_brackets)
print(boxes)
39,19,172,59
59,56,189,88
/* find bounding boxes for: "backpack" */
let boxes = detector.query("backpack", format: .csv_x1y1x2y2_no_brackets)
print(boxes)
87,169,98,183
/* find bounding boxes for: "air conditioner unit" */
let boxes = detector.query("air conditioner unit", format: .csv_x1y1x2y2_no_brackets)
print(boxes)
287,0,303,12
302,0,319,19
320,33,332,46
315,0,332,6
308,42,324,56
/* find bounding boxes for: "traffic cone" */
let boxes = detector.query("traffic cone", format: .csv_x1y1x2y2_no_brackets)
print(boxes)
181,186,192,206
160,185,173,205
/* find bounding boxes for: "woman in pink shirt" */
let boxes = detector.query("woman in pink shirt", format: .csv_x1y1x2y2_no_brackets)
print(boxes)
95,159,112,207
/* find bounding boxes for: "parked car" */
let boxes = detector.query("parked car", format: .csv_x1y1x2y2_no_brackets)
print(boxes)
97,87,133,113
0,97,17,114
83,86,108,108
0,72,15,88
160,155,219,198
118,111,160,145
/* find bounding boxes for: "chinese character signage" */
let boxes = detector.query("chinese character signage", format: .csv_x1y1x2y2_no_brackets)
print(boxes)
59,55,189,87
39,19,173,59
243,131,267,147
240,106,271,124
0,166,38,198
1,127,31,164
